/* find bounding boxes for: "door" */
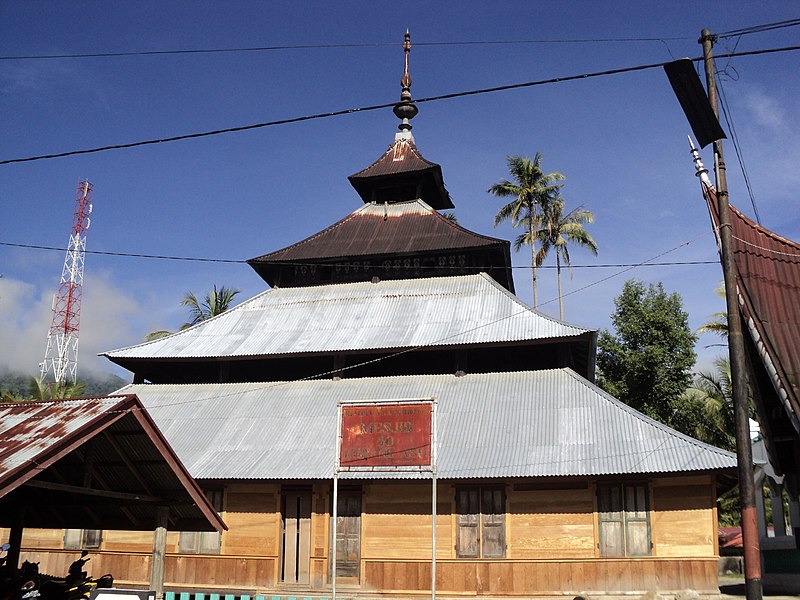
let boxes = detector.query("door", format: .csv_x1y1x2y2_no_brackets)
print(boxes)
281,489,312,584
335,490,361,579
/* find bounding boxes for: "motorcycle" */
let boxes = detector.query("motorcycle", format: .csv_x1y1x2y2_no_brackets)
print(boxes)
39,551,113,600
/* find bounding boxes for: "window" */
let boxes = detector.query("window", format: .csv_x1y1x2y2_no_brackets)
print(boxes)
456,486,505,558
64,529,102,550
597,483,651,556
179,488,224,554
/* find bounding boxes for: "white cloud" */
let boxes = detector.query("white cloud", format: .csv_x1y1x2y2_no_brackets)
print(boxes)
0,272,145,379
741,88,786,130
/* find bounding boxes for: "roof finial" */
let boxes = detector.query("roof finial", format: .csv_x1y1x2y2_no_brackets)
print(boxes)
688,135,713,188
393,29,418,135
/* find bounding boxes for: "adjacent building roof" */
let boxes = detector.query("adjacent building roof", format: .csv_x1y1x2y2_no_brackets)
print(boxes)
704,190,800,432
102,273,592,362
348,137,454,209
0,395,225,531
118,368,737,481
248,200,514,289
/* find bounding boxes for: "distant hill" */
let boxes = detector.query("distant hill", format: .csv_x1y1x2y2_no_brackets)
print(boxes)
0,369,129,398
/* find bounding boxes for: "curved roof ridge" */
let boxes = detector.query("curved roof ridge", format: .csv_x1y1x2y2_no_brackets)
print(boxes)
562,368,737,461
730,202,800,252
349,137,437,179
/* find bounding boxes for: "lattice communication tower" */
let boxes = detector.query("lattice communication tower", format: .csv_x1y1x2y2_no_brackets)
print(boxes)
40,180,93,385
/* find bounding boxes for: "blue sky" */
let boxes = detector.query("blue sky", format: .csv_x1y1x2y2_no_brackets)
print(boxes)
1,2,798,380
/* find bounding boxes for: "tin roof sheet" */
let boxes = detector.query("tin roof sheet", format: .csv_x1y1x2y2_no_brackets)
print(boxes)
0,395,225,531
103,273,592,360
119,369,736,481
349,138,438,179
248,200,504,262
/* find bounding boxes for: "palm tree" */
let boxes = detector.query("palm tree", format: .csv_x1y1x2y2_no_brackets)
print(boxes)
680,357,736,451
28,377,86,401
145,285,240,341
181,285,241,326
488,154,564,308
532,198,597,320
697,283,728,338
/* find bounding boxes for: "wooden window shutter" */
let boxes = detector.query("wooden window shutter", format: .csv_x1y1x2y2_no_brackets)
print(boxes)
597,484,625,557
624,484,651,556
456,488,480,558
481,488,506,558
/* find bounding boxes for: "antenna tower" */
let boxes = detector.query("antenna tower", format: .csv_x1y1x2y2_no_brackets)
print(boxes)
40,180,93,385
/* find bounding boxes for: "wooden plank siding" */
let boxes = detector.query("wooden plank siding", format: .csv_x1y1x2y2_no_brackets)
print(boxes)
9,474,721,596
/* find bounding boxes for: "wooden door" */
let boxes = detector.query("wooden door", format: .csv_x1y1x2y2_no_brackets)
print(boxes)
281,490,312,584
335,491,361,579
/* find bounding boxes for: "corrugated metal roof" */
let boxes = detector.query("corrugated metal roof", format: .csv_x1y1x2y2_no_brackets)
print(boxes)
349,138,437,179
119,369,736,481
705,190,800,427
0,395,225,531
347,138,454,210
249,200,504,262
103,273,592,360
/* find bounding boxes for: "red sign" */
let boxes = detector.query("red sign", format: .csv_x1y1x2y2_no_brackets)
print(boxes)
340,403,432,467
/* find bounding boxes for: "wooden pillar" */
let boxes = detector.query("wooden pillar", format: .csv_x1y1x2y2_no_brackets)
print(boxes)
150,506,169,600
6,507,24,574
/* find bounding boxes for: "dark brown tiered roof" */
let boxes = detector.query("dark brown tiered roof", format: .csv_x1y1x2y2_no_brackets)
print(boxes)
348,137,454,209
248,199,513,290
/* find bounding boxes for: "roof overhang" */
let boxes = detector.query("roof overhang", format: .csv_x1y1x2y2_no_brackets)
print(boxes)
0,395,226,532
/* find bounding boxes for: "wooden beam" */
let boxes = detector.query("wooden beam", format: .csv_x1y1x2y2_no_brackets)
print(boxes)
102,431,156,495
23,480,164,503
150,506,169,600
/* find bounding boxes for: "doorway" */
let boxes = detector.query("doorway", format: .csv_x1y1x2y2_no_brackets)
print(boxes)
281,489,312,584
335,488,362,580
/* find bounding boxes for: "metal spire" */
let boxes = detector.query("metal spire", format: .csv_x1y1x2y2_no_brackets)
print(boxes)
688,136,713,188
393,30,418,138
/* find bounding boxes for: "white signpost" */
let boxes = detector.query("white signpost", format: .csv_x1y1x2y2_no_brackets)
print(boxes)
333,397,437,600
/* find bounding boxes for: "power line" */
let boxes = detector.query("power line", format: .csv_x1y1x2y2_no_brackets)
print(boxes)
0,36,692,61
717,18,800,39
0,240,720,269
2,17,797,63
2,44,799,167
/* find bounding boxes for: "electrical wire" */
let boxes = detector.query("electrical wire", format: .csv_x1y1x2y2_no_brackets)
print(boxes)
0,240,721,269
2,44,799,166
717,18,800,39
716,74,762,224
0,36,692,61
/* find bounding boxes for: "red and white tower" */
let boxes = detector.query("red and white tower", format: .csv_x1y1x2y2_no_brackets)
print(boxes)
40,180,93,384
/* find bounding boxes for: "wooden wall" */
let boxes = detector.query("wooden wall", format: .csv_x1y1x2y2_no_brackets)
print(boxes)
8,474,720,596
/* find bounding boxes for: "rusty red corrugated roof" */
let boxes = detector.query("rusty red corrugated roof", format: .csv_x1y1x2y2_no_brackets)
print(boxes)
349,137,437,178
705,187,800,424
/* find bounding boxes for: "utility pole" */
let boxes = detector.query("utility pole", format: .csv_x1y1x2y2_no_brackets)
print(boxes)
699,28,762,600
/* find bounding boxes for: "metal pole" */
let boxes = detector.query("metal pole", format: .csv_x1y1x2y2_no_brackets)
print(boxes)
431,398,437,600
700,27,762,600
332,402,342,600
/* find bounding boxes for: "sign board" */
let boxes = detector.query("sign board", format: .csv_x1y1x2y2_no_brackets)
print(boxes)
340,403,432,467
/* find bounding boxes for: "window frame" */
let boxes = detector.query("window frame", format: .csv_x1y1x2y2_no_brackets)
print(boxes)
597,482,652,557
179,488,224,555
63,528,102,550
455,485,506,559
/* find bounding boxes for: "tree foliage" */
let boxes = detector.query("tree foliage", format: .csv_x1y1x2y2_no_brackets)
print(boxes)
597,280,697,425
487,153,564,308
146,285,240,341
532,198,597,320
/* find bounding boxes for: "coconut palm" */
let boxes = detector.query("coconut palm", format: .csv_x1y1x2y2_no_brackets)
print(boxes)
181,285,241,326
488,154,564,308
28,377,86,401
531,198,597,320
697,283,728,338
145,285,240,341
679,357,736,451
